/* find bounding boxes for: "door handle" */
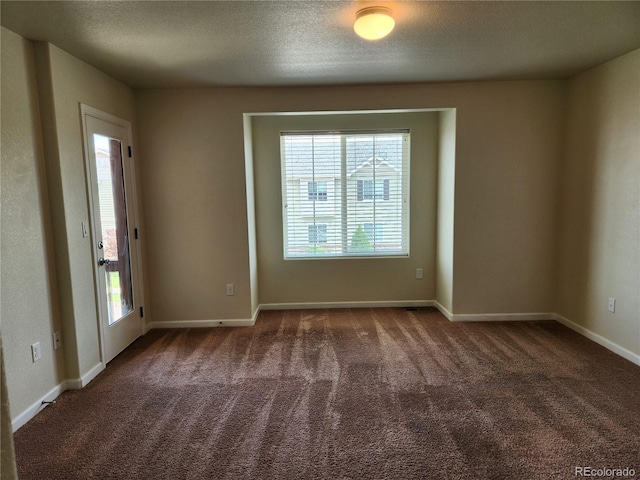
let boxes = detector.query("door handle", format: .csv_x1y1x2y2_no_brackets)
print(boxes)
98,257,111,267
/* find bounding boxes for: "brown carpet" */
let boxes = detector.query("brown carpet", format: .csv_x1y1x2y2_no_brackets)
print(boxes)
14,308,640,479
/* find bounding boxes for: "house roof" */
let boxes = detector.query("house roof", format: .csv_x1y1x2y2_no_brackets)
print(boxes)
283,135,404,178
348,158,399,179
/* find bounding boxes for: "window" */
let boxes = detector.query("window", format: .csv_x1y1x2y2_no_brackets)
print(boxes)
308,224,328,244
281,130,410,258
358,179,390,201
307,181,328,201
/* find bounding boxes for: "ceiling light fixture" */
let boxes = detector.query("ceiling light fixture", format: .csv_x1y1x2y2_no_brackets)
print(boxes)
354,6,395,41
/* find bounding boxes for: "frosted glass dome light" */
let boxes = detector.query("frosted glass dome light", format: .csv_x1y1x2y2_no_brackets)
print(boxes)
354,7,395,41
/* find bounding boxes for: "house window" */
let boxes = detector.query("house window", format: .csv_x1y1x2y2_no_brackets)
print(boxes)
358,179,390,201
308,181,328,201
281,130,410,258
308,224,328,244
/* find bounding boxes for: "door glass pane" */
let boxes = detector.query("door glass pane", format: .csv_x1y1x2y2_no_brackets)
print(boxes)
94,134,134,325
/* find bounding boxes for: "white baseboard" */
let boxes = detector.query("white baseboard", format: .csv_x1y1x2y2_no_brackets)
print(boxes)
259,300,434,310
12,381,66,432
433,301,553,322
66,362,105,390
251,306,261,324
433,301,453,320
553,314,640,366
12,361,106,432
145,302,434,330
449,312,554,322
148,318,257,329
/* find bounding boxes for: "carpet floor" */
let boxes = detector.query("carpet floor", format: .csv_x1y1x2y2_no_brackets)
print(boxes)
14,308,640,479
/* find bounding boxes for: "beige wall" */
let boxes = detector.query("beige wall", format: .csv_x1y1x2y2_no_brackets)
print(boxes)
34,42,141,379
557,49,640,356
1,29,144,423
135,80,564,321
1,27,65,420
134,90,255,322
436,109,456,313
450,82,565,314
1,334,18,478
251,112,437,305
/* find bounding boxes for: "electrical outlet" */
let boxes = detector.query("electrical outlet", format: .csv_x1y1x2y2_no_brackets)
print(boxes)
416,268,423,279
608,297,616,313
226,283,235,296
31,342,42,362
52,332,62,350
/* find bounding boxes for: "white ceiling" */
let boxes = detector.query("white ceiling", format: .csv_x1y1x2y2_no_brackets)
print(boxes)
2,1,640,88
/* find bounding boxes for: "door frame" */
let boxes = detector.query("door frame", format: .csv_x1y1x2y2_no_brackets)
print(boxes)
80,103,145,364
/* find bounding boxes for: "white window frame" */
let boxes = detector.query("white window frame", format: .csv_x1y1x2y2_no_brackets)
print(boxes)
281,129,410,259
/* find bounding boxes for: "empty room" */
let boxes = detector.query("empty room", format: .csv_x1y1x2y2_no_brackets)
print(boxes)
1,1,639,478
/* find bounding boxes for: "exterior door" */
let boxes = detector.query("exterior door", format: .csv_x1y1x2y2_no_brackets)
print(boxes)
82,105,143,363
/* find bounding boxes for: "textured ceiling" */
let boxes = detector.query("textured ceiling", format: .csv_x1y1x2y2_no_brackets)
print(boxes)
2,1,640,88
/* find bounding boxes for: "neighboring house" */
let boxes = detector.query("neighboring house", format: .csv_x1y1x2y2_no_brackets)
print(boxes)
95,141,118,258
282,134,408,257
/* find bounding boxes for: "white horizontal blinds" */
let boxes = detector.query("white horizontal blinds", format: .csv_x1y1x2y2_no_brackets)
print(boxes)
282,134,342,257
346,133,408,255
281,130,409,258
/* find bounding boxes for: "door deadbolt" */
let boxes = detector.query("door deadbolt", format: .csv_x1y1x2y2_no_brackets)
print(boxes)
98,241,104,249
